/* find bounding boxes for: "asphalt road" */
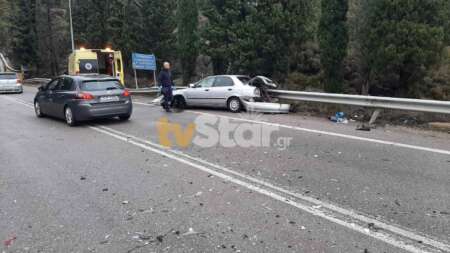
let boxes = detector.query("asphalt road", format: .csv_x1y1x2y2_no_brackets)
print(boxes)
0,86,449,253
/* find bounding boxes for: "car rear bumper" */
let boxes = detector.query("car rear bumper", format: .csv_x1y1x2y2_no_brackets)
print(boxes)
242,101,290,114
74,101,133,121
0,86,23,93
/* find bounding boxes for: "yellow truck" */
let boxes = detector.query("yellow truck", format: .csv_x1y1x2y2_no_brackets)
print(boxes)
68,48,125,84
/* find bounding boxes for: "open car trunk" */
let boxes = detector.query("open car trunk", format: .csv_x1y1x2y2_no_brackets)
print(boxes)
246,76,290,113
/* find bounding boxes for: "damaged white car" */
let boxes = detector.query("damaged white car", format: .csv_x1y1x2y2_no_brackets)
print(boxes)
170,75,290,113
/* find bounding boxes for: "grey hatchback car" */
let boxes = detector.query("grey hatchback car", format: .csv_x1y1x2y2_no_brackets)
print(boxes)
34,75,132,126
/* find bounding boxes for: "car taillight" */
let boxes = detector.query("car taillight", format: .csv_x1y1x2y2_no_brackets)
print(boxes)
122,89,130,97
17,79,22,84
76,92,94,100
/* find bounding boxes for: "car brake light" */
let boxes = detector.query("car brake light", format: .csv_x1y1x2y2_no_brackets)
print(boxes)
123,89,130,97
76,92,94,100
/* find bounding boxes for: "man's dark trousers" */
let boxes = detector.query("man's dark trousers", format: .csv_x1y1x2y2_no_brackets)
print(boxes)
161,86,173,111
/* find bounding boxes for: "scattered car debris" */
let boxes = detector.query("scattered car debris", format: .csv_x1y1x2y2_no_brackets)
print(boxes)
3,235,16,247
356,124,371,131
329,112,348,124
182,227,199,236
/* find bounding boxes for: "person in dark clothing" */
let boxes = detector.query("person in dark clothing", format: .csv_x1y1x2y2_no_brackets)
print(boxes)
158,62,174,112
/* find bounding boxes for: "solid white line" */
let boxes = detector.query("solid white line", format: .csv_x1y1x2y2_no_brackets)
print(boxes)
95,125,450,253
89,126,434,253
4,96,449,252
133,101,450,156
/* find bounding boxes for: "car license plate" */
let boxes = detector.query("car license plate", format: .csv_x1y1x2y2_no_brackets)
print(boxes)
100,96,119,102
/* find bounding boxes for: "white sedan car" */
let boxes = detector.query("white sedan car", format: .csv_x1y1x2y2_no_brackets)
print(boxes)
0,72,23,93
171,75,290,113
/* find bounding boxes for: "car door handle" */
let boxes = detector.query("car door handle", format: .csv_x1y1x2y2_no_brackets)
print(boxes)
204,89,209,91
228,89,233,91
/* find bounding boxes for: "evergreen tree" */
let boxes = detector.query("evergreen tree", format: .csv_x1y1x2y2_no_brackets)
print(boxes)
361,0,446,97
9,0,39,71
71,0,91,47
201,0,249,74
318,0,349,93
139,0,176,64
0,0,12,52
85,0,112,48
202,0,315,78
177,0,199,84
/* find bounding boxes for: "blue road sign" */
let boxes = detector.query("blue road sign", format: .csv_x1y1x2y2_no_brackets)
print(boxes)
132,53,156,71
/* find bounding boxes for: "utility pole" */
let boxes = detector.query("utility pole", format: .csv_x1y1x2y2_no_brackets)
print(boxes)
69,0,75,52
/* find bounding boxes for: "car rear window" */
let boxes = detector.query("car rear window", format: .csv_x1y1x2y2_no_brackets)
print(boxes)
80,80,123,91
237,76,250,84
0,73,17,80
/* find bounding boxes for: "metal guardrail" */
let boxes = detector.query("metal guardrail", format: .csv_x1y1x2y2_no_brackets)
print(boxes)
0,53,19,72
129,87,187,94
23,78,51,85
19,76,449,115
268,90,450,114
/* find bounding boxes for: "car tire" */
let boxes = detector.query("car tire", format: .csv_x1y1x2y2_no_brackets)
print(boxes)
172,96,186,111
227,97,242,113
119,114,131,121
34,100,44,118
64,106,77,127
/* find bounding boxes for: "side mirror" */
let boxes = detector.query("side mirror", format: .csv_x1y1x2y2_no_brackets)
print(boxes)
189,83,196,88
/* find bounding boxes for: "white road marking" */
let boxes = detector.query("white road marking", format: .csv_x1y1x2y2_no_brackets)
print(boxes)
4,96,450,253
133,101,450,156
94,125,450,253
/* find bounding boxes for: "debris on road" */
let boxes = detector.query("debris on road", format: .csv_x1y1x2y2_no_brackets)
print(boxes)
329,112,348,124
122,200,129,205
80,176,87,180
3,235,16,247
356,124,371,131
182,227,199,236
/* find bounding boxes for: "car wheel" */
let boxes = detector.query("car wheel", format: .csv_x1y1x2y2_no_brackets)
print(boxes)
119,114,131,121
227,97,242,113
34,101,44,118
64,106,77,126
172,96,186,111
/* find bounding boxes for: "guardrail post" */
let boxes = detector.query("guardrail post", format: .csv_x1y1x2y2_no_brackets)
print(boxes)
369,109,382,126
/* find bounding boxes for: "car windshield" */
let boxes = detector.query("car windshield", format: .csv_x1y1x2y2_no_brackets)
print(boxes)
80,80,123,91
0,73,17,80
237,76,250,84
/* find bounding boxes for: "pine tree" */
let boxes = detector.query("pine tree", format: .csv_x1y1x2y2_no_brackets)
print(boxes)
361,0,446,97
139,0,176,64
318,0,349,93
177,0,199,85
201,0,315,79
0,0,12,52
85,0,112,48
201,0,249,74
9,0,39,71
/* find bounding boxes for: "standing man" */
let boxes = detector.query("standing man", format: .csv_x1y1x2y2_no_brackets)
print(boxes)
158,62,174,112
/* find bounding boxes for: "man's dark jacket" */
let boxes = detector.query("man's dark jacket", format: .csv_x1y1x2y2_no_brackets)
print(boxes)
158,69,173,88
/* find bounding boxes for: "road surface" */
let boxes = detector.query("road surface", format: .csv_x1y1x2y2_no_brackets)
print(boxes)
0,86,449,253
